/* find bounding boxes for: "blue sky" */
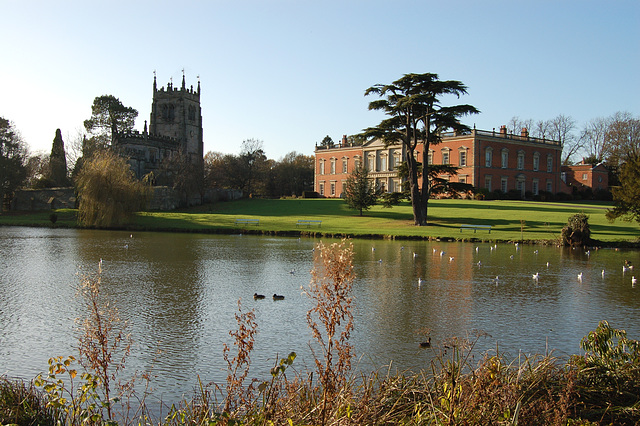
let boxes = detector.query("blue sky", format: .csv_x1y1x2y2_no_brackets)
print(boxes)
2,0,638,160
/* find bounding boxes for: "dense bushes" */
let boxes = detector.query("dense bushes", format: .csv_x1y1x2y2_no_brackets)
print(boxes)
3,320,639,425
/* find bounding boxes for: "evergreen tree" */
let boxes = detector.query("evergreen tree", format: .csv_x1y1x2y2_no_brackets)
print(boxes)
606,157,640,225
343,164,379,216
49,129,70,187
0,117,28,210
364,73,478,225
84,95,138,144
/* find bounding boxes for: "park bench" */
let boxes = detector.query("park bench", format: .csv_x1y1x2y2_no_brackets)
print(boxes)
296,219,322,228
234,218,260,226
460,224,492,234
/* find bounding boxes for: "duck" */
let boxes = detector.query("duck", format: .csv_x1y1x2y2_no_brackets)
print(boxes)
532,272,540,281
577,272,583,282
418,277,425,287
632,277,637,287
253,293,265,300
419,337,432,348
273,294,285,300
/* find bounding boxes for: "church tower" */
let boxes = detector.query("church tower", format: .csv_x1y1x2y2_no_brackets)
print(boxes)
149,72,203,162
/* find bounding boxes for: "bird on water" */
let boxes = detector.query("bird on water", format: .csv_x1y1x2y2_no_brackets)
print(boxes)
419,337,432,348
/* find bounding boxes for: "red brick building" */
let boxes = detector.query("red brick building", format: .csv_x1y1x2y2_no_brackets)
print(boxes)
560,161,609,193
314,126,564,198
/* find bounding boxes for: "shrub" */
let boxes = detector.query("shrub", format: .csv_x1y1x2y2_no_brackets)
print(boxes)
561,213,591,247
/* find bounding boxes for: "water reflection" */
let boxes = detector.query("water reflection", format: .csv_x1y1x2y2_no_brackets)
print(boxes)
1,227,639,410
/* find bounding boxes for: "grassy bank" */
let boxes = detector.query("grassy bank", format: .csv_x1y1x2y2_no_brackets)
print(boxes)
2,198,638,243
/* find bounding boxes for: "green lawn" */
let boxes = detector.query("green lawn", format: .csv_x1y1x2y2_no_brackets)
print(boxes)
1,198,638,243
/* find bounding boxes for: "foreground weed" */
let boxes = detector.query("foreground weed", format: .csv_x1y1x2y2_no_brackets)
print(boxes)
304,238,355,425
222,299,259,418
34,355,108,425
1,375,57,425
76,259,132,420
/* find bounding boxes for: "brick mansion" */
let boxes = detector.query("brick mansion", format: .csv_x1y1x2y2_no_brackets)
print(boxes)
314,126,608,198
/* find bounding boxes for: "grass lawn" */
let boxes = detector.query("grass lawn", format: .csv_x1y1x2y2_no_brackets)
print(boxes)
3,198,634,243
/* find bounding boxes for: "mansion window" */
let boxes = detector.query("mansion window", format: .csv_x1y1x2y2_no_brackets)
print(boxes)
485,176,492,191
330,182,336,196
533,153,540,171
342,158,348,173
379,154,388,171
459,150,467,167
485,147,493,167
391,153,401,170
582,173,588,180
546,181,553,192
354,156,361,169
501,149,509,168
428,150,434,165
319,160,325,175
330,158,336,174
517,151,525,170
532,179,539,195
459,175,467,184
442,150,450,165
368,154,375,171
319,182,325,196
547,155,553,172
501,177,508,193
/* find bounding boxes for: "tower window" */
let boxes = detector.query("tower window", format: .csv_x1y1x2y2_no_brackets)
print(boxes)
162,104,175,121
188,105,196,121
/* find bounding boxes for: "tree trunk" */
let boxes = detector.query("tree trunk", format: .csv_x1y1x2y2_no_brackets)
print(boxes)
406,148,427,226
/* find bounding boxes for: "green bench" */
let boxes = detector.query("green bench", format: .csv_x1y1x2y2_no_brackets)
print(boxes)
460,224,492,233
296,220,322,228
235,218,260,226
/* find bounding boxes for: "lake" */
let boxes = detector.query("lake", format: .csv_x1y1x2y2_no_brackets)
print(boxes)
1,226,639,413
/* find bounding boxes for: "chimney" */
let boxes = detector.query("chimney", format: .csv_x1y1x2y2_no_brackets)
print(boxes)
342,134,347,146
499,125,507,136
521,127,529,138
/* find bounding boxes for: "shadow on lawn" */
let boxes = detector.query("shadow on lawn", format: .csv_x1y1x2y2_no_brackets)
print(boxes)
433,199,611,215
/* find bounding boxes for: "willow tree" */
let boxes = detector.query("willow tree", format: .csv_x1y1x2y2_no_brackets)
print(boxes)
76,150,150,227
364,73,479,226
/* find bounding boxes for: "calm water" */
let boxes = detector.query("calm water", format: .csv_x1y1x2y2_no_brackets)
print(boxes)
1,226,639,410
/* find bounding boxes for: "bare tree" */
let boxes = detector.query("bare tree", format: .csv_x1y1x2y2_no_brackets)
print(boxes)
580,116,610,163
65,127,88,175
532,119,551,140
605,111,640,165
239,139,267,196
548,114,580,165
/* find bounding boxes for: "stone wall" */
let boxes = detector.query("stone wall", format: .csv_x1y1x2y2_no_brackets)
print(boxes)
11,188,76,211
11,187,243,212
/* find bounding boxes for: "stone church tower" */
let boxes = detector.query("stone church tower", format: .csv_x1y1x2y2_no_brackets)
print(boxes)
114,73,204,179
149,73,203,161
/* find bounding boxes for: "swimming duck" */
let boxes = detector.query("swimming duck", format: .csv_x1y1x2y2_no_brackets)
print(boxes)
273,294,285,300
419,337,432,348
253,293,265,300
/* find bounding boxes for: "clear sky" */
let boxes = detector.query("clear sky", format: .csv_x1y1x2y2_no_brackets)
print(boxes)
2,0,638,161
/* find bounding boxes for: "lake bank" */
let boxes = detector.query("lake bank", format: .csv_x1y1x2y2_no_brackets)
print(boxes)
1,198,639,246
